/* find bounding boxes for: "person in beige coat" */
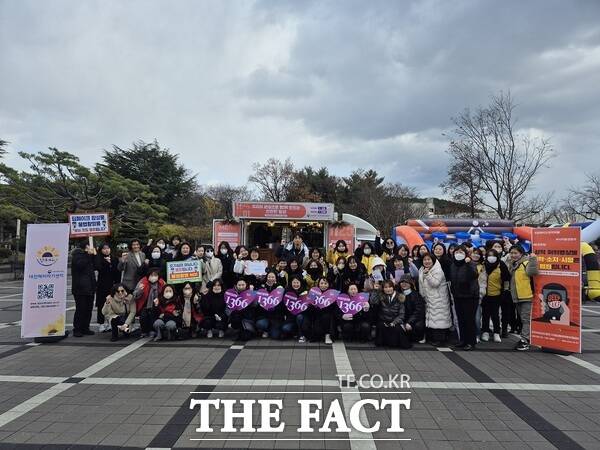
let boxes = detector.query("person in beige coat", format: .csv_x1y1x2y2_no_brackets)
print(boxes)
102,283,136,342
202,245,223,290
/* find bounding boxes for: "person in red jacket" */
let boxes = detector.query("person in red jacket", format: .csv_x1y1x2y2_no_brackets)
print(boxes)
132,268,166,337
152,284,182,341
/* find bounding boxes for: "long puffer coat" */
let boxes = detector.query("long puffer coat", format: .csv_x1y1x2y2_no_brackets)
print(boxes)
418,260,452,329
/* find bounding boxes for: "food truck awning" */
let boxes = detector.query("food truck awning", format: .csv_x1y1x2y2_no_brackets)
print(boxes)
232,201,335,221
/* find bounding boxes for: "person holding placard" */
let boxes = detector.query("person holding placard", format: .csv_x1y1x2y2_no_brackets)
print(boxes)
71,239,97,337
305,277,337,345
202,245,223,289
255,271,286,339
198,280,227,338
227,278,257,341
338,283,372,342
284,275,308,342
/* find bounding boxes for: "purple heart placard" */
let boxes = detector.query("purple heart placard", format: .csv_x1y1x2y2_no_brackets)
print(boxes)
225,289,253,312
311,288,340,309
337,292,369,316
284,292,312,315
257,287,284,311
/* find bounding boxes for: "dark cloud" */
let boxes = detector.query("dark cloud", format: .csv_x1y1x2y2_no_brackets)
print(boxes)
1,0,599,199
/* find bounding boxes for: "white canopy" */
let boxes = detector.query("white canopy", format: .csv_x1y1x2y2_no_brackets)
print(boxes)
342,213,378,243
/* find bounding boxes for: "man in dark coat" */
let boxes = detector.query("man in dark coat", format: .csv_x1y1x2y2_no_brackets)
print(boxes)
71,239,97,337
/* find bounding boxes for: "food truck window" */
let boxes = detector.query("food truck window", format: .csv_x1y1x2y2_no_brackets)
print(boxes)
247,222,325,250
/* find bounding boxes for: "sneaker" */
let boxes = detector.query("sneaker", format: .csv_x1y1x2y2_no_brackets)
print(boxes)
463,344,474,351
298,335,307,343
98,324,106,333
324,334,333,345
218,330,225,338
481,332,490,342
493,333,501,343
418,338,426,344
515,339,530,351
140,333,147,338
207,330,213,339
262,331,269,338
476,337,480,344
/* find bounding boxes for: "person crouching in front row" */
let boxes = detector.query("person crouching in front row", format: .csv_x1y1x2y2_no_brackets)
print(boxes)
152,284,182,341
397,274,425,343
102,283,136,342
228,278,257,341
198,280,228,338
338,283,372,342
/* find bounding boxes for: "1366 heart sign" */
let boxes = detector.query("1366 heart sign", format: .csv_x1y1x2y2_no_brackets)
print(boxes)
284,291,312,315
308,287,340,309
256,287,285,311
336,292,369,316
225,289,256,311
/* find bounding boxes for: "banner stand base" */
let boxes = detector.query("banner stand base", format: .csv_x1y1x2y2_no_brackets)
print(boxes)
34,330,69,344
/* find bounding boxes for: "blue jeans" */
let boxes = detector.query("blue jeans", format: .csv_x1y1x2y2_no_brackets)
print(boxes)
256,318,283,339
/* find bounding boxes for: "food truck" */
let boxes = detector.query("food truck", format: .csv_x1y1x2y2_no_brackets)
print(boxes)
212,201,377,266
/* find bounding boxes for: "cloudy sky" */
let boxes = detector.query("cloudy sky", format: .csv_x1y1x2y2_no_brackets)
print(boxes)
1,0,599,198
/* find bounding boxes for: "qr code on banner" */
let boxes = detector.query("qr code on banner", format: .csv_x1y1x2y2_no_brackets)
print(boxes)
36,283,55,300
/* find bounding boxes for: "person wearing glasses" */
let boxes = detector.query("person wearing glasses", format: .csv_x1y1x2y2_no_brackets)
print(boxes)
102,283,136,342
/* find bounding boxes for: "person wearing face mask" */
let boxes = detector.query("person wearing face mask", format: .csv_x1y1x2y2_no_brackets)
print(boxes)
199,280,227,338
326,240,350,267
255,271,287,339
338,283,372,342
480,249,511,342
133,268,166,338
144,245,167,279
369,280,411,348
398,274,425,342
305,260,325,289
418,253,452,346
216,241,235,289
449,245,480,351
328,256,347,292
470,247,486,343
364,257,387,290
152,284,182,341
508,244,539,351
102,283,136,342
180,282,202,338
355,242,377,275
432,243,452,281
94,243,120,332
202,245,223,288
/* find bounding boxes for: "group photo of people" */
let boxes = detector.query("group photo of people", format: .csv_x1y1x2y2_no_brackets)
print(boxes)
71,230,538,352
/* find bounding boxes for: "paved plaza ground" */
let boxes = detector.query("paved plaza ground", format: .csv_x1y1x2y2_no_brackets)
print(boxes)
2,277,600,449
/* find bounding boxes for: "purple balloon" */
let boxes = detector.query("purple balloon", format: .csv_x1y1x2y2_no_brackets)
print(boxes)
336,292,369,316
225,288,252,312
257,287,285,311
284,292,312,315
311,288,340,309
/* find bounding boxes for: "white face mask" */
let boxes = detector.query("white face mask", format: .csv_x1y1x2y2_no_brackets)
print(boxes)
487,256,498,264
206,251,214,258
220,248,228,255
183,288,193,296
337,264,345,270
148,275,158,283
403,289,412,295
163,292,173,300
157,243,165,250
151,251,161,259
454,253,466,261
363,248,372,256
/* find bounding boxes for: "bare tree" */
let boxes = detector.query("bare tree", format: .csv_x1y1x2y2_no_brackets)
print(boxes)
440,158,482,217
203,184,252,219
561,173,600,220
248,158,295,202
443,92,554,223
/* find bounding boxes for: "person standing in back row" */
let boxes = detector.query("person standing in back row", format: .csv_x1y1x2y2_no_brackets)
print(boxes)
71,239,97,337
118,239,145,292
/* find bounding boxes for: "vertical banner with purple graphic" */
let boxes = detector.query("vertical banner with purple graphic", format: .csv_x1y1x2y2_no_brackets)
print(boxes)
21,223,70,338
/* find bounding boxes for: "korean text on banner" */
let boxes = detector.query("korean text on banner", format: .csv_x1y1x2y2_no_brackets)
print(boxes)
21,223,70,338
166,260,202,284
68,212,110,237
530,227,582,353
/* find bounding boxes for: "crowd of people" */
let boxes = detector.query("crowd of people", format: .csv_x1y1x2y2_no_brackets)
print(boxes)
70,232,538,351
